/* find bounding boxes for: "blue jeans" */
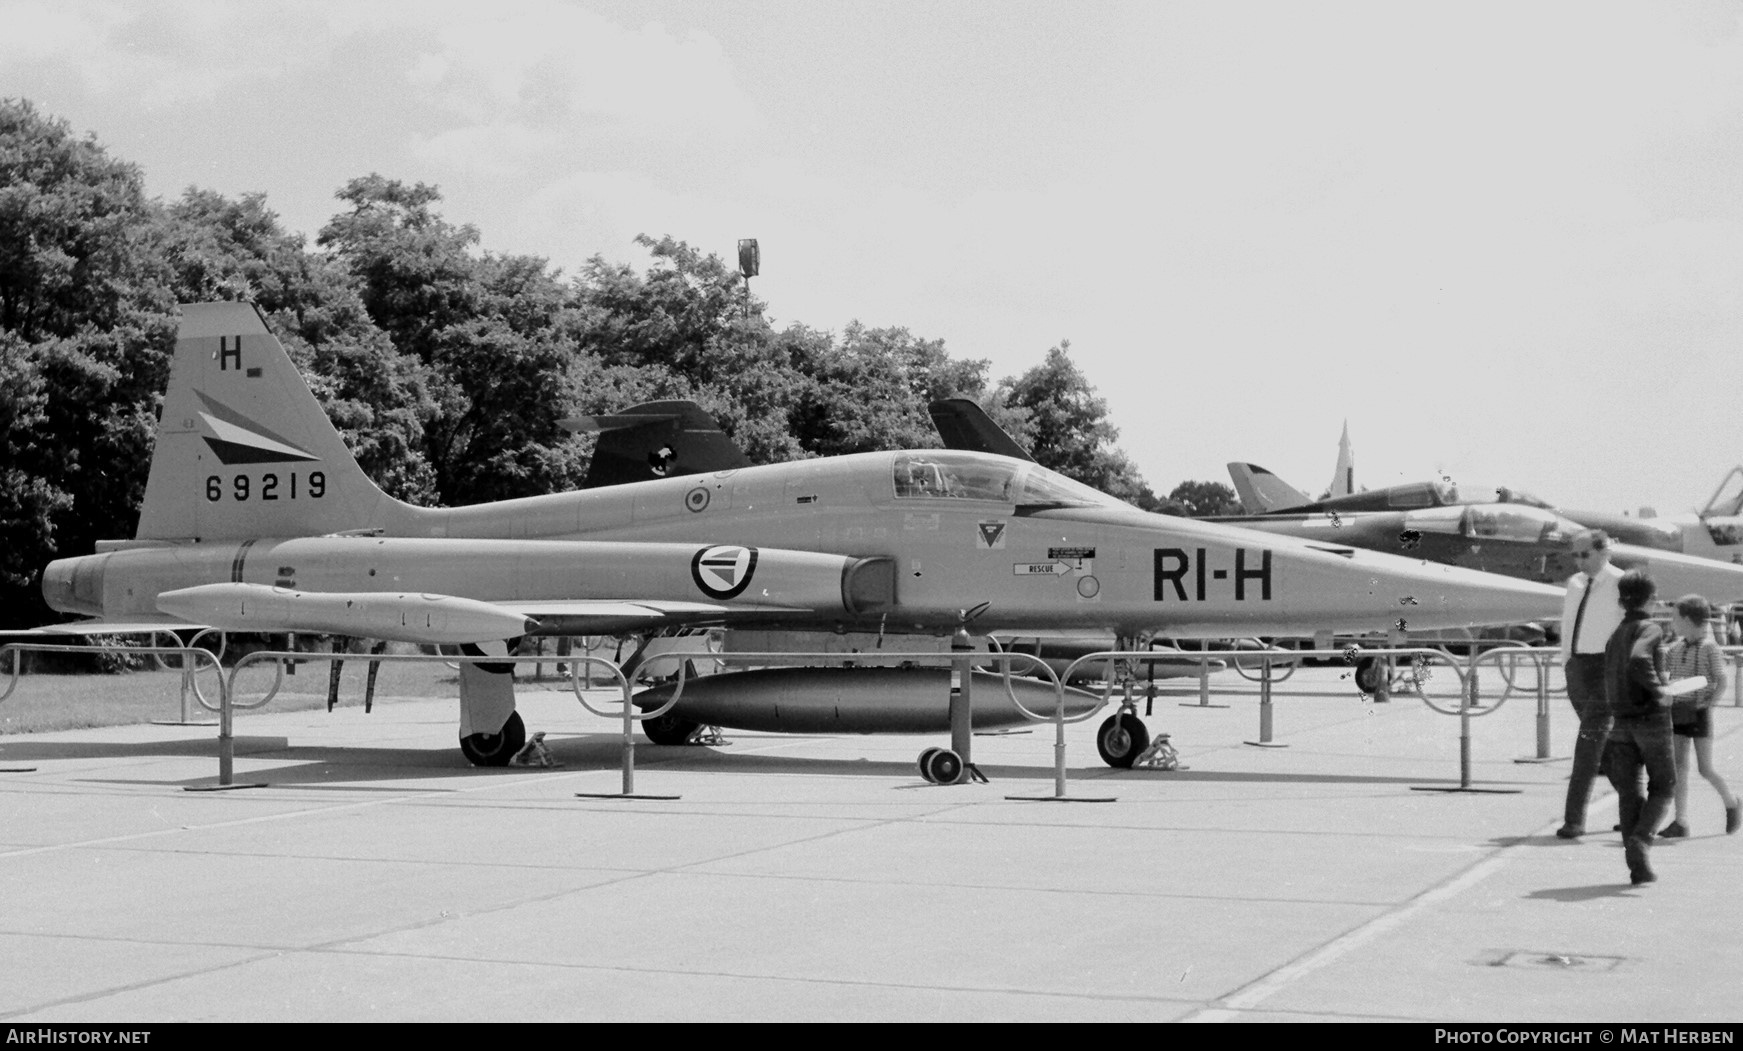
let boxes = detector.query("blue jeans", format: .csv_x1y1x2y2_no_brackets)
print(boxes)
1605,716,1678,840
1564,656,1612,828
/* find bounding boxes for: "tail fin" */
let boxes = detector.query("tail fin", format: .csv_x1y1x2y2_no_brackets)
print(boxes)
137,302,407,540
559,400,750,488
1699,466,1743,518
1226,462,1314,514
927,399,1034,461
1326,421,1355,499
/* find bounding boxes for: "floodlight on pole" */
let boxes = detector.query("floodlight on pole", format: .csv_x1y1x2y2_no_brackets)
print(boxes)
737,238,759,320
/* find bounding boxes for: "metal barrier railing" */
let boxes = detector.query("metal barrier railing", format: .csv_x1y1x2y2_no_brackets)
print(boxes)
2,640,232,779
632,647,1103,799
1061,645,1471,746
223,649,678,798
21,634,1731,796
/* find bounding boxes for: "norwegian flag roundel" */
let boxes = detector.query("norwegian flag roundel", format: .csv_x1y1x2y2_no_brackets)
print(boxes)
690,545,759,600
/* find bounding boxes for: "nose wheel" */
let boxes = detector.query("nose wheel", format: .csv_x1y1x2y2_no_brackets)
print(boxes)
1096,712,1150,768
917,746,965,784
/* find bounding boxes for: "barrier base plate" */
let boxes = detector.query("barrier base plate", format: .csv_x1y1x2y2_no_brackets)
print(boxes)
1409,785,1524,794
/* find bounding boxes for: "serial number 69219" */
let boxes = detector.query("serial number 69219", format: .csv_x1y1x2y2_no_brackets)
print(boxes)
205,471,325,502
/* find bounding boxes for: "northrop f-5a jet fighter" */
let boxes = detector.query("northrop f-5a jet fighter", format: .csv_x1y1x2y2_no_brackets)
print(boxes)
40,304,1563,772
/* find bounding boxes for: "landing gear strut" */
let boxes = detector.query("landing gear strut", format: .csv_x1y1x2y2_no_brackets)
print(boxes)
1095,639,1154,768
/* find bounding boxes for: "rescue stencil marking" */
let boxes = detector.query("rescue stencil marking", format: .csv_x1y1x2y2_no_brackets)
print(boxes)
691,545,758,600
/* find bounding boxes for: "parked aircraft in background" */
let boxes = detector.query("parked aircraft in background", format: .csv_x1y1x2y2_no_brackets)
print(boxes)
560,400,749,488
36,304,1565,776
564,396,1035,490
1228,462,1743,565
1326,421,1354,500
1217,464,1743,602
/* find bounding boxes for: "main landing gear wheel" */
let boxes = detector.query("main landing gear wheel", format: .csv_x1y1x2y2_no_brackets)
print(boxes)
459,710,526,767
919,747,964,784
643,710,701,746
1096,712,1150,768
1353,656,1383,695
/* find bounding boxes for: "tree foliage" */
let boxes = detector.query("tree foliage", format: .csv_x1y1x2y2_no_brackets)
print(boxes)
993,343,1163,511
1166,480,1242,517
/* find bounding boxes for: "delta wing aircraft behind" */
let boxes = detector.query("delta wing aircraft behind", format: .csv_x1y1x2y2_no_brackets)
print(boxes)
1230,458,1743,565
1221,463,1743,602
40,304,1563,774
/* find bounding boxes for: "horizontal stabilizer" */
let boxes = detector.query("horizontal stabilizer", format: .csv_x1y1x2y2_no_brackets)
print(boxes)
560,400,750,488
928,399,1033,461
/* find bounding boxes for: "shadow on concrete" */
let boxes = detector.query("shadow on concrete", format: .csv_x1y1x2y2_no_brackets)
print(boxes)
1096,768,1530,787
1488,834,1601,848
0,736,288,760
1524,884,1642,902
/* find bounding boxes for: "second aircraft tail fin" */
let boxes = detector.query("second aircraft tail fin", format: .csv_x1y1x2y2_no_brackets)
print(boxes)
1226,462,1314,514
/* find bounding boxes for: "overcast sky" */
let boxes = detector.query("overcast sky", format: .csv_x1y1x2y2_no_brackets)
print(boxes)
5,0,1741,517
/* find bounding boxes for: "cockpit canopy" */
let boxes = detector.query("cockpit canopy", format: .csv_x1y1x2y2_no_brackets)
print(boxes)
892,452,1121,508
1407,479,1555,509
1404,503,1581,544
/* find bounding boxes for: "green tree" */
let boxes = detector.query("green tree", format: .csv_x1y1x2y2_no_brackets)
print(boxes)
994,342,1162,510
0,99,177,626
163,188,440,503
1167,480,1242,517
318,176,588,505
574,235,809,467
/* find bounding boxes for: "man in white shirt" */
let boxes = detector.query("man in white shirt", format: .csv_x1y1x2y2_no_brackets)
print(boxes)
1557,529,1625,838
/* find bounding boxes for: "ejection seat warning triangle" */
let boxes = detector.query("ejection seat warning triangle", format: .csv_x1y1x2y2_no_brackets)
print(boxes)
977,521,1007,549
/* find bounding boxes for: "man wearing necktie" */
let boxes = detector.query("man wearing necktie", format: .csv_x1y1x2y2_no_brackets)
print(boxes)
1556,530,1624,838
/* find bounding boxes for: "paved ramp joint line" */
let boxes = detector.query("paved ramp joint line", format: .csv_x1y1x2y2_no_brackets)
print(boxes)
1182,788,1619,1023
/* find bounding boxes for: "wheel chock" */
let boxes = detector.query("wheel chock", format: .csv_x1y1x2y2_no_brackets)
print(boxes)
1133,733,1184,771
689,725,728,746
510,731,561,768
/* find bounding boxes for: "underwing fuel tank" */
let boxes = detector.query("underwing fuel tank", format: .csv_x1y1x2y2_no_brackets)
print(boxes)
633,666,1102,734
156,583,537,645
